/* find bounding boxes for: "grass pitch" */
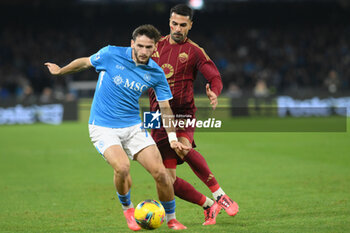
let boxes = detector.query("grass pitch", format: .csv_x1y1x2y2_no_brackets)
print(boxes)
0,119,349,232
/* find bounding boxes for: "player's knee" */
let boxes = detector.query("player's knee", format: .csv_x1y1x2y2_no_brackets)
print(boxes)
113,164,130,179
166,170,176,184
169,174,176,184
152,168,168,185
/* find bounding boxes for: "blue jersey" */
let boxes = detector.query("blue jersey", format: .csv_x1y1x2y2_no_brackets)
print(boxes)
89,46,172,128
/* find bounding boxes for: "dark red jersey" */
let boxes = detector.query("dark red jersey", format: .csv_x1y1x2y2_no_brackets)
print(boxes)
148,35,223,143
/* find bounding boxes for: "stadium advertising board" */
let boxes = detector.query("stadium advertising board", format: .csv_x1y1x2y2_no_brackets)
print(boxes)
277,96,350,117
0,101,78,125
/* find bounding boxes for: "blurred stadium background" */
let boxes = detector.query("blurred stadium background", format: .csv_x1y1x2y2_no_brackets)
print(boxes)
1,0,350,124
1,0,350,232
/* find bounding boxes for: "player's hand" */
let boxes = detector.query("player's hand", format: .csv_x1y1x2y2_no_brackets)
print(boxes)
206,83,218,110
44,62,61,75
170,141,191,151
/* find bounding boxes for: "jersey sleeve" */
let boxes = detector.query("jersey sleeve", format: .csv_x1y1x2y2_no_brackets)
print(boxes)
196,47,223,97
90,46,110,72
153,72,173,102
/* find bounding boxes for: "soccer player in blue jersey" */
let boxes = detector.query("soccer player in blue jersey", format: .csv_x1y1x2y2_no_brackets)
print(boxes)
45,24,188,231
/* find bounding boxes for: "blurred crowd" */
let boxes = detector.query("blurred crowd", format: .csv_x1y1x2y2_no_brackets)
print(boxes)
0,2,349,103
200,25,350,98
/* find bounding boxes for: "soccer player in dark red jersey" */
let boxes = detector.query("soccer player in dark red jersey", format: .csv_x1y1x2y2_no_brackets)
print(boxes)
149,4,239,225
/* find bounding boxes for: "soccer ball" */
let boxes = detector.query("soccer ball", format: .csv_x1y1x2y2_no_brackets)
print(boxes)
134,199,165,230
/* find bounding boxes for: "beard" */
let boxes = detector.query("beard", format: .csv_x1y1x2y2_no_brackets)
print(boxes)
133,50,149,64
171,32,185,43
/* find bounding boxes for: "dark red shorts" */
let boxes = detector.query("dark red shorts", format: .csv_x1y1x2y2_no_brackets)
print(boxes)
155,128,196,169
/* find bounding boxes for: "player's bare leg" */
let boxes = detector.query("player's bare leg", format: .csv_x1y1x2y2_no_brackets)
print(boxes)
166,168,176,183
135,145,173,201
104,145,141,231
135,145,186,230
176,137,239,217
104,146,132,195
113,172,132,195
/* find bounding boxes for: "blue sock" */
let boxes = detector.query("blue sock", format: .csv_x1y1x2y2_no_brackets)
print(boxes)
160,199,176,214
117,190,131,207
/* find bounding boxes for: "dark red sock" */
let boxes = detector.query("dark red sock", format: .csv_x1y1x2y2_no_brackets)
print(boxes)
173,177,206,206
183,149,220,192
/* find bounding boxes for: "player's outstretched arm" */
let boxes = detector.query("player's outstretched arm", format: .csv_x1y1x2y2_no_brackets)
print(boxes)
44,57,92,76
206,83,218,110
158,100,191,151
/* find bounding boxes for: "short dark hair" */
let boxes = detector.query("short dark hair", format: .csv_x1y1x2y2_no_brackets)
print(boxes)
170,4,193,21
132,24,161,43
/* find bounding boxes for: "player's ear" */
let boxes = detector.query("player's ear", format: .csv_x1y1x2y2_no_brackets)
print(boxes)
189,21,193,30
131,39,135,48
